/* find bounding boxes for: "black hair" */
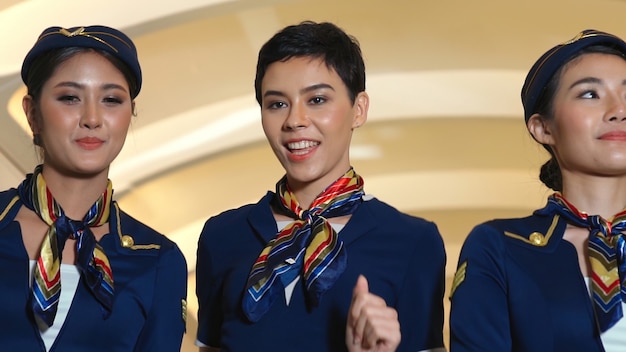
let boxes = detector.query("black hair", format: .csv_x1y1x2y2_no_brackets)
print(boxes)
254,21,365,105
24,46,139,103
532,45,626,191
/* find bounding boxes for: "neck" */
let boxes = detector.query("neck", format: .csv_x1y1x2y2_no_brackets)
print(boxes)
41,166,110,220
287,169,351,210
289,183,322,210
561,172,626,219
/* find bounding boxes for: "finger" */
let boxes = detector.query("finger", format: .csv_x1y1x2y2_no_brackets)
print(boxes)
348,275,369,345
361,308,401,351
352,274,369,297
351,298,390,347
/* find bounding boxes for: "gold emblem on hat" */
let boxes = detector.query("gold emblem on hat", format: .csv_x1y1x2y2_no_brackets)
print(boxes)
59,27,85,37
121,235,134,248
560,31,586,45
36,27,127,53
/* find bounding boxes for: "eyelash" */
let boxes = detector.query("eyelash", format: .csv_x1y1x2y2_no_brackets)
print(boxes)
103,97,123,105
58,95,79,103
267,101,286,109
57,95,124,105
310,96,326,104
264,95,328,109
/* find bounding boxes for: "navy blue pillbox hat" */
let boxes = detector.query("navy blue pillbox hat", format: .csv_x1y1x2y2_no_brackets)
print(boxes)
521,29,626,122
21,25,142,98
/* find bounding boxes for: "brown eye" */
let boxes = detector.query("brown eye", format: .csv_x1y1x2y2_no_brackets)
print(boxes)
310,96,326,105
579,91,598,99
267,101,287,109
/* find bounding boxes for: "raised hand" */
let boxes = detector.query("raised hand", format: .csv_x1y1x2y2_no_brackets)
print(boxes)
346,275,401,352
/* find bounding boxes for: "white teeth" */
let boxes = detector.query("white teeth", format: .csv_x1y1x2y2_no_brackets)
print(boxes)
287,140,319,150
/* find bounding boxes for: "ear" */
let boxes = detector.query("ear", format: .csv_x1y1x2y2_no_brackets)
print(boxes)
527,113,555,146
352,91,369,129
22,95,40,135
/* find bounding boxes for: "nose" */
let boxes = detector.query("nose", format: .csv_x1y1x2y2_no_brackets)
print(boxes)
283,102,309,130
79,99,102,129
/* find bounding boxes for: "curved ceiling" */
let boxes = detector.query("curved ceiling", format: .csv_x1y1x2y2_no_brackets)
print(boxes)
1,0,622,348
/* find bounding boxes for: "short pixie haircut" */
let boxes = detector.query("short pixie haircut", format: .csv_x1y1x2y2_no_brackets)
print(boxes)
254,21,366,105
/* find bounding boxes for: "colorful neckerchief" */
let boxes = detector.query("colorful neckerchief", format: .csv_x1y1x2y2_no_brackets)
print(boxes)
548,193,626,332
17,165,115,327
242,168,364,322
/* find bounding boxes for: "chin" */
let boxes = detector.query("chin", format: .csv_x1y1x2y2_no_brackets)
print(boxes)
68,161,111,178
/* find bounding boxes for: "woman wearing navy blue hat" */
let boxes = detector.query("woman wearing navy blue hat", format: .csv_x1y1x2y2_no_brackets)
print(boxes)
0,25,187,351
450,29,626,351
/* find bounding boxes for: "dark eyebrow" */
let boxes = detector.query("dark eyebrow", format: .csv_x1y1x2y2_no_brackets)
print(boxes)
301,83,334,94
54,81,83,90
263,90,285,100
262,83,335,100
53,81,129,93
102,83,129,93
568,77,602,90
567,77,626,88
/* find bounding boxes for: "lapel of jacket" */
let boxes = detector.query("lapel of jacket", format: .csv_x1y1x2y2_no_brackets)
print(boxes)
335,197,378,246
247,191,281,245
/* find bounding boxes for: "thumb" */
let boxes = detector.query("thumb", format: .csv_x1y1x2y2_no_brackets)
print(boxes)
353,274,369,296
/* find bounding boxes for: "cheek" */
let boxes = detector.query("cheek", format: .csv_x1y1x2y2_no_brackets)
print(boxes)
109,112,133,134
261,116,281,138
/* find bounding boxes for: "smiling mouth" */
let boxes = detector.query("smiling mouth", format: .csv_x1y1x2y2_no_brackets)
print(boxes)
287,140,319,155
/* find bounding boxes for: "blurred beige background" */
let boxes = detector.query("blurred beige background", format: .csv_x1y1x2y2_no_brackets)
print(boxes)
1,0,624,349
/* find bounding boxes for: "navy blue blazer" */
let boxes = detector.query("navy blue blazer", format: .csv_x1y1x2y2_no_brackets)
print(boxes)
196,192,446,351
0,188,187,352
450,203,604,351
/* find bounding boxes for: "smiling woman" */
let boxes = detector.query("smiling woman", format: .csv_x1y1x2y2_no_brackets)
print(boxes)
196,21,446,352
0,25,187,351
450,29,626,352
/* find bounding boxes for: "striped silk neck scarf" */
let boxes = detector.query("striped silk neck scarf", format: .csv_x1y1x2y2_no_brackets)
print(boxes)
17,165,115,327
548,193,626,332
242,168,364,322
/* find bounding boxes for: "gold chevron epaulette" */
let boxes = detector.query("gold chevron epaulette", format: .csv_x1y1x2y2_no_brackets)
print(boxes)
113,203,161,250
450,260,467,299
503,214,560,247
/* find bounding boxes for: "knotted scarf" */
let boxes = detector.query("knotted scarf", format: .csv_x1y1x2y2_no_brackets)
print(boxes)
548,193,626,332
242,168,364,322
17,165,115,327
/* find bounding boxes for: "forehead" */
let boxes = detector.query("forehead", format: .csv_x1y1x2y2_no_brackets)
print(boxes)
560,52,626,79
47,51,127,83
262,56,342,87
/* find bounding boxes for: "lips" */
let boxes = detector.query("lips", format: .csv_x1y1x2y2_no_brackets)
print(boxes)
76,136,105,150
599,131,626,141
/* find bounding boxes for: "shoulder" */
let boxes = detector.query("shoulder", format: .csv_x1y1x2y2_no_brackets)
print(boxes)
356,197,445,264
114,204,183,258
363,197,437,226
201,192,273,232
0,188,18,202
204,203,258,227
465,210,564,252
0,188,19,211
0,188,20,226
361,196,441,237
